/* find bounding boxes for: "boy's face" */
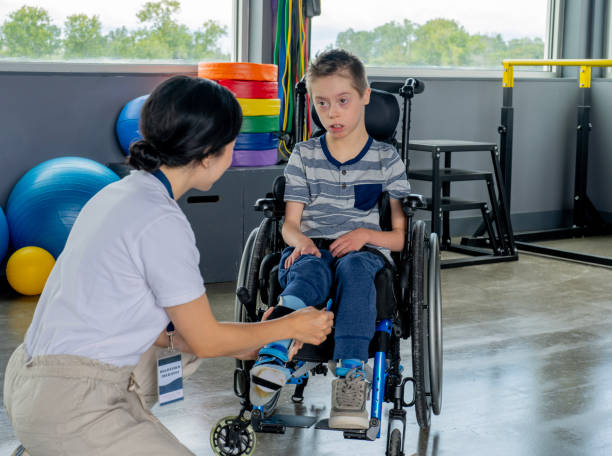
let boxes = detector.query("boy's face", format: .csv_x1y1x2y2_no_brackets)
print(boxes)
310,73,370,141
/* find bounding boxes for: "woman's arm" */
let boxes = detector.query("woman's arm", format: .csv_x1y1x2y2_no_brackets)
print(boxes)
329,197,406,257
163,292,333,359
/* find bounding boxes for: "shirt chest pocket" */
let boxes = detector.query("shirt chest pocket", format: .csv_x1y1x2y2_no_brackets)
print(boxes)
354,183,382,211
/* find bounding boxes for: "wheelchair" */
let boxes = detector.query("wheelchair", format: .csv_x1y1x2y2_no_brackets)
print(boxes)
210,80,443,456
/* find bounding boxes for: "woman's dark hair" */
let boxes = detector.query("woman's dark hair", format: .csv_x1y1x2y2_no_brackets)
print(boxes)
128,75,242,172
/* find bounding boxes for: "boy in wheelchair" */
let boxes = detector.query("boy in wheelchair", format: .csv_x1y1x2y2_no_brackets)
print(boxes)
249,49,411,430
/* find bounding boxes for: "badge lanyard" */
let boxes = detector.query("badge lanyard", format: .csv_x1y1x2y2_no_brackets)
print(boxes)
151,169,184,406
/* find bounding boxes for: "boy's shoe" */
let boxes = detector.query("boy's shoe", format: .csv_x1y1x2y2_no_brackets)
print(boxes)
11,446,30,456
249,345,292,407
328,368,371,429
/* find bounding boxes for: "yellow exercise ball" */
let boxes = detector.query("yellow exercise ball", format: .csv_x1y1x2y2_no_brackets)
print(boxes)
6,246,55,296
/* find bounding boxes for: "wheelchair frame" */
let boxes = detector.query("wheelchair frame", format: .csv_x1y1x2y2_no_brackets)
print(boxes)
210,80,443,456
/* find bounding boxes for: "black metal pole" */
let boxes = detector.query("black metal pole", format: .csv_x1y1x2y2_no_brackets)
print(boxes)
294,78,307,149
573,87,591,228
499,87,514,210
399,80,415,169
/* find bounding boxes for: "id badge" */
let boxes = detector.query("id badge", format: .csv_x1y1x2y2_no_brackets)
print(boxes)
157,350,184,406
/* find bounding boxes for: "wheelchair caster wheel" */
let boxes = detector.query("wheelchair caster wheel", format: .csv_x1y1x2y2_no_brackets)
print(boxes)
210,415,256,456
387,429,402,456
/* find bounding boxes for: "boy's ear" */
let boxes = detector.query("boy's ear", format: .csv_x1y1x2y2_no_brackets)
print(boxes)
362,87,371,106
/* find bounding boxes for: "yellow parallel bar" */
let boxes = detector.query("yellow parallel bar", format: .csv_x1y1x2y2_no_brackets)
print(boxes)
502,59,612,88
503,63,514,88
579,66,592,88
503,59,612,67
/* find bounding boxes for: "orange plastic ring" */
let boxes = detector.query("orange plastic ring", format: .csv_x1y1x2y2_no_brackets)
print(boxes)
198,62,278,82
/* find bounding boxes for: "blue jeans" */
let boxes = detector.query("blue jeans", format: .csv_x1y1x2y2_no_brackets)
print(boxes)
278,247,386,361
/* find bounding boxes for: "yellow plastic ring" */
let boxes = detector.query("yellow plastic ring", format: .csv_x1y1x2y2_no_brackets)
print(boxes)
237,98,281,116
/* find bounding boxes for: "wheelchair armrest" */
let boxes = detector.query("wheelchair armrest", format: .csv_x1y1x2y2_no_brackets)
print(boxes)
401,193,426,210
254,197,285,219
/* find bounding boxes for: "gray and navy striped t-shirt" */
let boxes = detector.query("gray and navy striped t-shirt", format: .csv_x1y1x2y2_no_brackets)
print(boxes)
284,134,411,258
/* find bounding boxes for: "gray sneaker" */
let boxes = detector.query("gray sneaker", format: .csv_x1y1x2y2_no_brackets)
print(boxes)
328,368,371,429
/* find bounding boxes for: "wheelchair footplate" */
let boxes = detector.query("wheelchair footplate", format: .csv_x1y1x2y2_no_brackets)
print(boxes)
314,418,380,441
252,408,318,433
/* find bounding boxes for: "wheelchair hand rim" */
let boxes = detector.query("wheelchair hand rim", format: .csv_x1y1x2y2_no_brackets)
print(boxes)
427,232,443,416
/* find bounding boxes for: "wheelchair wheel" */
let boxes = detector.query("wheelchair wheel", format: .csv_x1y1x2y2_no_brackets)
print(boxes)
234,227,257,372
410,220,443,429
235,218,274,371
210,415,256,456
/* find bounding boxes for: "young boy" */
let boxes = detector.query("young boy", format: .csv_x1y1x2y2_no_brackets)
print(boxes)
249,49,411,429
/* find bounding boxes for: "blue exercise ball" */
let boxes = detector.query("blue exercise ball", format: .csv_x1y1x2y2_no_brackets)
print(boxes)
6,157,120,258
115,94,149,155
0,207,8,263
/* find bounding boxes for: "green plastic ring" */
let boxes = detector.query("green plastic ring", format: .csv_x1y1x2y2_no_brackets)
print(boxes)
241,115,279,133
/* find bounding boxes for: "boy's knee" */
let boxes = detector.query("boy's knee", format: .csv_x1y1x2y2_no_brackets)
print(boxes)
334,253,366,278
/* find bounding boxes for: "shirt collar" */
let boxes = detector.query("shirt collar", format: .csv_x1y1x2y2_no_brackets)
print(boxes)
320,134,373,168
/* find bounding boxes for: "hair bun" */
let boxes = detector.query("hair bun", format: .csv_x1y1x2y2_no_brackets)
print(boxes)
128,140,162,172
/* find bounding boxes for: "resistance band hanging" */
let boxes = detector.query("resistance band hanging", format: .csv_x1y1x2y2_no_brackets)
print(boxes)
275,0,311,159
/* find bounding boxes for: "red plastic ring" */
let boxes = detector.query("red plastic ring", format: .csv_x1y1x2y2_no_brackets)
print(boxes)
216,80,278,99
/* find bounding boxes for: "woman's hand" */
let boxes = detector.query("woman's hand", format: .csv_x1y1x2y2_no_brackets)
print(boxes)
284,239,321,269
329,228,370,257
287,307,333,345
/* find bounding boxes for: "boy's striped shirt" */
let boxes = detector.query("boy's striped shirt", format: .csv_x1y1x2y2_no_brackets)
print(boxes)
284,135,411,260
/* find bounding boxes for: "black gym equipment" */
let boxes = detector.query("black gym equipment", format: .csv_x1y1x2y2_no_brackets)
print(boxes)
498,59,612,267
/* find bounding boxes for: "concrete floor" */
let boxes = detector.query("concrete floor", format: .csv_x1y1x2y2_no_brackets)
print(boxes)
1,238,611,455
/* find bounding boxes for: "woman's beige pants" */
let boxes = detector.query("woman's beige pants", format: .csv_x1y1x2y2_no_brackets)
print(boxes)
4,343,202,455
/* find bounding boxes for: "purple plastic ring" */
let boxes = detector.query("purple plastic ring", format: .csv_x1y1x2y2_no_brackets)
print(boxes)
231,148,278,167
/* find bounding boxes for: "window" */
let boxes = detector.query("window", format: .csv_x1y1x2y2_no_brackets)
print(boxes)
310,0,551,72
0,0,233,63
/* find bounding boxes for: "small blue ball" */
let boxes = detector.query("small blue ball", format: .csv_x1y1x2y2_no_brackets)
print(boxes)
0,207,8,263
115,94,149,156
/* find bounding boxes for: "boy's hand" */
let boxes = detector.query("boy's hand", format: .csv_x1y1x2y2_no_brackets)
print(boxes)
284,239,321,269
329,228,370,257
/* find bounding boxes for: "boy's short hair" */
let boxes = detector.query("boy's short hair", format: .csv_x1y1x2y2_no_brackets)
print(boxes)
306,49,369,96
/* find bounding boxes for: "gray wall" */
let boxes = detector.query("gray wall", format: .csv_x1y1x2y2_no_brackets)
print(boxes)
589,80,612,216
1,71,611,280
1,71,181,205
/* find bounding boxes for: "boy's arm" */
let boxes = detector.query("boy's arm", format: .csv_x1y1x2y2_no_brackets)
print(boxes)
329,198,406,257
282,201,321,268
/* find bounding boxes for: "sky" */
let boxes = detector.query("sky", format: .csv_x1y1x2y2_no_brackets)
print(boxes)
0,0,548,55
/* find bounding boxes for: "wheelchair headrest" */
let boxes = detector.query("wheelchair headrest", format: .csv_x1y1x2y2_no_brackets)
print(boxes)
310,88,399,142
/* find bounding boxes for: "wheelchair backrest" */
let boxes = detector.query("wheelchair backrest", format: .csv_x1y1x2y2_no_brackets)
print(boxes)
310,88,400,143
